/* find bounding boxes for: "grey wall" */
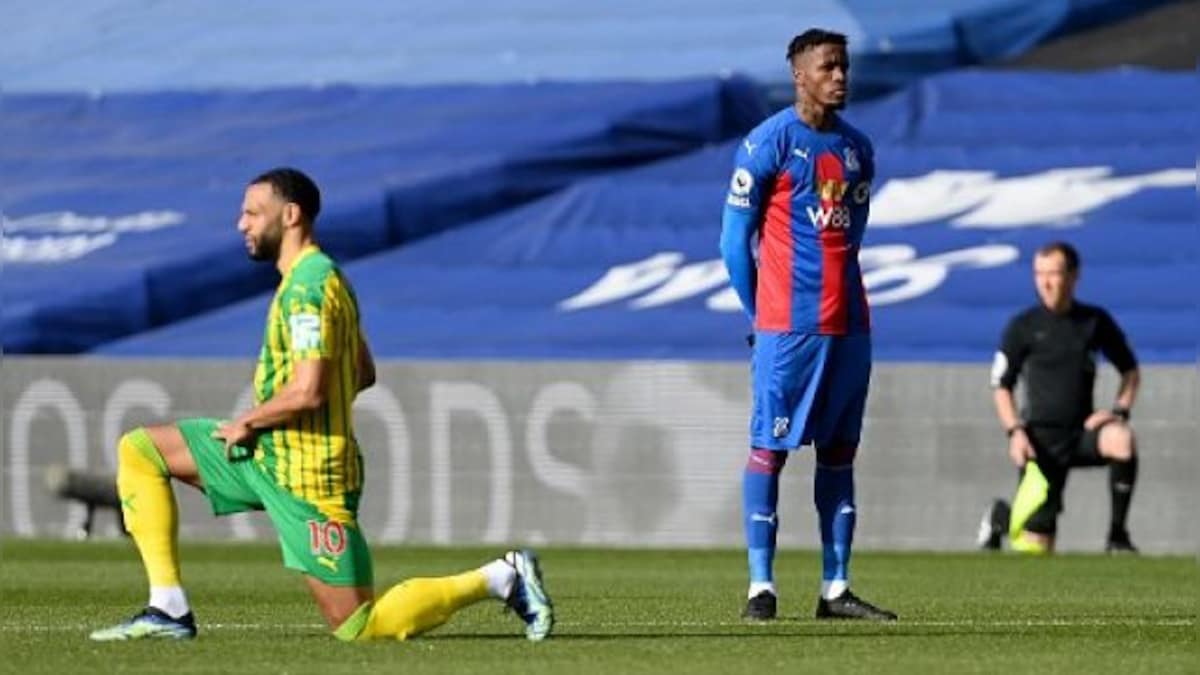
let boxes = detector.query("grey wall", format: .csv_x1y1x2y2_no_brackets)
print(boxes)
2,358,1195,553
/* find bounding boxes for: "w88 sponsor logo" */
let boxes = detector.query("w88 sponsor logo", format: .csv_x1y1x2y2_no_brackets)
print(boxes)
806,205,850,230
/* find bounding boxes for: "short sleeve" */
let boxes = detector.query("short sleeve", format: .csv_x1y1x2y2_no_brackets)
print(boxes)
990,317,1026,389
1096,309,1138,373
282,279,340,361
724,126,784,214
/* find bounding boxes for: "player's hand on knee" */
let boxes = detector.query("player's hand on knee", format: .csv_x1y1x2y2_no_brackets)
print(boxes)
212,420,256,461
1083,409,1117,430
1007,429,1034,468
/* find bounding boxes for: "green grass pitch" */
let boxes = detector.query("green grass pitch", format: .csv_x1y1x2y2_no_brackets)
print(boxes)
1,540,1195,674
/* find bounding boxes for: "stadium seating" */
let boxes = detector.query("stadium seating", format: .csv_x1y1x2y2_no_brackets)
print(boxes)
4,1,1184,357
98,69,1196,363
3,79,764,353
3,1,1170,97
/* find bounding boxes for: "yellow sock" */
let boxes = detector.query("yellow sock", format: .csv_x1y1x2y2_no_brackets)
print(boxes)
1006,462,1053,556
348,571,489,640
117,428,182,587
1008,461,1050,541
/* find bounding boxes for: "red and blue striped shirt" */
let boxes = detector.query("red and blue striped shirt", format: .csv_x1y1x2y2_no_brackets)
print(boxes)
720,107,873,335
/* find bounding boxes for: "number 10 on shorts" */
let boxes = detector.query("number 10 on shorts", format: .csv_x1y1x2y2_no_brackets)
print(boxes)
307,520,347,556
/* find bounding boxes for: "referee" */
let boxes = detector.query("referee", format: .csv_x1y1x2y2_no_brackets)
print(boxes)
979,241,1140,554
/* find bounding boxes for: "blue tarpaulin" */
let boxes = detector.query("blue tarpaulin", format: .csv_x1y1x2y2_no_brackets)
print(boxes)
2,1,1172,97
98,69,1195,363
3,77,765,353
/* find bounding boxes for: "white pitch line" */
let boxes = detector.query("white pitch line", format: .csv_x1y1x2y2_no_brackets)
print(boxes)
0,622,326,633
567,618,1194,628
1,618,1193,633
715,619,1191,628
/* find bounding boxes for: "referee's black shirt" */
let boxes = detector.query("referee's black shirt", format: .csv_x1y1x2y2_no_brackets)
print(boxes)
991,301,1138,428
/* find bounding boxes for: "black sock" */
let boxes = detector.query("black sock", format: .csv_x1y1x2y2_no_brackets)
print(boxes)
1108,455,1138,537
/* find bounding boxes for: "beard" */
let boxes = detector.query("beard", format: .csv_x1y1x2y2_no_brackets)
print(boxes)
248,227,282,262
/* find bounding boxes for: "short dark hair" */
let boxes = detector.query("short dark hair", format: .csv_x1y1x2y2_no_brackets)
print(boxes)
249,167,321,223
787,29,848,62
1036,241,1080,272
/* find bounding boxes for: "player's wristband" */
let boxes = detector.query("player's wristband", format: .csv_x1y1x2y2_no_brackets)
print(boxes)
1111,407,1130,421
1005,424,1025,437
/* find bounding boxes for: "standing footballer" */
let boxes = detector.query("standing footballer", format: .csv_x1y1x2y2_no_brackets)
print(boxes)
719,29,896,622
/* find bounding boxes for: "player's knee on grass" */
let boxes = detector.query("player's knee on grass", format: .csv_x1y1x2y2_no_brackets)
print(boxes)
322,599,365,632
305,576,373,633
331,601,373,641
1011,530,1053,555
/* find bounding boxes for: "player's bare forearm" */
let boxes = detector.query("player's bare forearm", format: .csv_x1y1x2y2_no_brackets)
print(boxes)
992,387,1021,431
994,386,1034,467
236,386,323,430
237,359,328,430
1115,368,1139,410
213,378,326,453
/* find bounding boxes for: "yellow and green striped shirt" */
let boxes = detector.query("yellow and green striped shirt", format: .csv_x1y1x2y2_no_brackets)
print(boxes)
254,245,364,511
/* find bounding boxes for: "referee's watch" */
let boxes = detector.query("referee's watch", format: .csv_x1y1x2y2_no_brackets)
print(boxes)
1111,406,1131,421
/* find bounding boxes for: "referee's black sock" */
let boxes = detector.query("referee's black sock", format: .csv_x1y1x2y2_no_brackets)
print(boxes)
1108,455,1138,537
